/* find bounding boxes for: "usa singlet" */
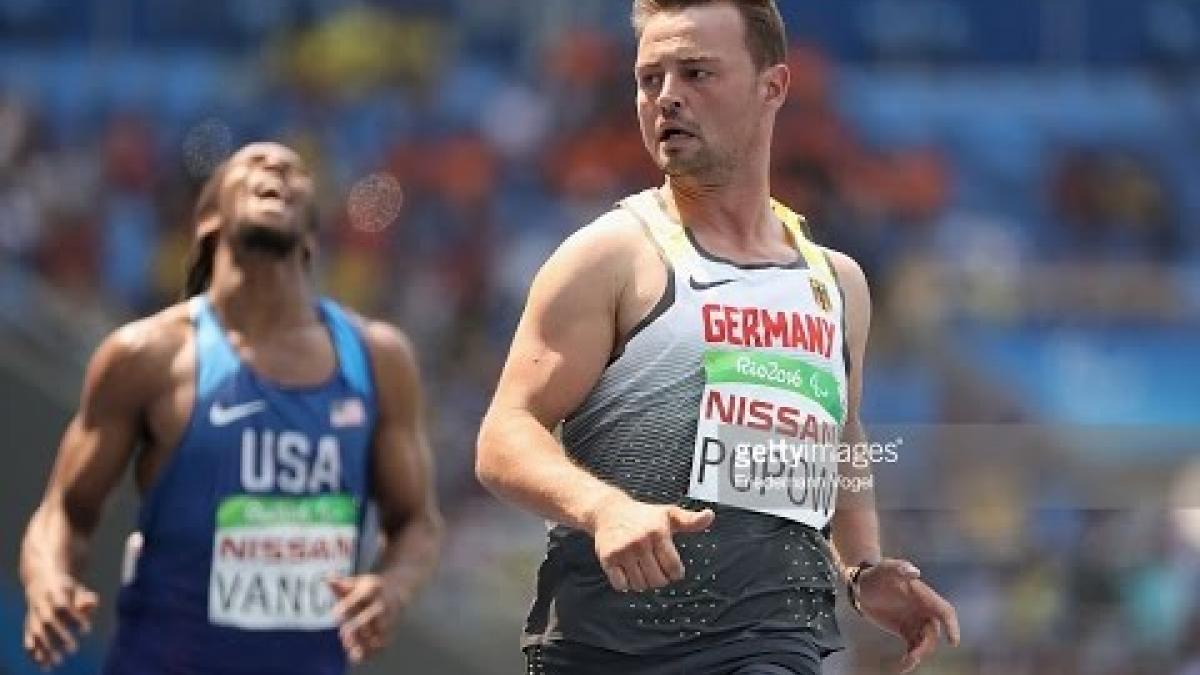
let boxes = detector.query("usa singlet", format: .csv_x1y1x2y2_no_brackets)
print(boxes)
524,190,850,662
104,295,376,675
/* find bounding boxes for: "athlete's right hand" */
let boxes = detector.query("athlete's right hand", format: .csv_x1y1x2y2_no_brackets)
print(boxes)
591,497,715,593
22,574,97,670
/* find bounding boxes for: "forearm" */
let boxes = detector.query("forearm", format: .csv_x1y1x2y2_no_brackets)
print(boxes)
374,511,442,600
477,411,630,534
831,494,880,580
830,422,881,581
20,501,90,585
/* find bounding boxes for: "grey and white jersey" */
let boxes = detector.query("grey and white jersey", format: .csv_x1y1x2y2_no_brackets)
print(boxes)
525,189,850,658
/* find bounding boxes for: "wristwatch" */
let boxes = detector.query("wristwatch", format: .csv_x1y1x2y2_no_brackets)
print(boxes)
846,560,876,615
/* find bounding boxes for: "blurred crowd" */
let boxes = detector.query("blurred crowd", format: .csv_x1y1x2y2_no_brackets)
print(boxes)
1,2,1198,673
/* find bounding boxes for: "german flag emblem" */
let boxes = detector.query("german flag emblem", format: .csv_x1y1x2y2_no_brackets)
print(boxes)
810,277,832,313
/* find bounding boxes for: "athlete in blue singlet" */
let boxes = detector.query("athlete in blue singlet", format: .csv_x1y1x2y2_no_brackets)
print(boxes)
19,142,442,674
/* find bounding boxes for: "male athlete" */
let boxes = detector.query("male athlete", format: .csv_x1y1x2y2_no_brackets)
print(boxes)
20,142,442,674
477,2,959,673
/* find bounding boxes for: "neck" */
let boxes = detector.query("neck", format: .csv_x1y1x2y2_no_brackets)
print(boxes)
207,244,316,336
661,142,776,246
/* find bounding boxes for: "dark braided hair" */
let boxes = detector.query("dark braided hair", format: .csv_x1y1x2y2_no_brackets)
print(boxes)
181,162,229,299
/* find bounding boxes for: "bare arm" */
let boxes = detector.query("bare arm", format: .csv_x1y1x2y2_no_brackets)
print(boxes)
827,251,881,577
476,226,629,530
366,324,442,594
477,222,713,593
825,250,960,670
20,324,156,668
330,323,443,663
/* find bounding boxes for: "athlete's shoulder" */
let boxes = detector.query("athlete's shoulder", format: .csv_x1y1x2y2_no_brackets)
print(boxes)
817,247,871,346
333,306,420,382
543,202,659,289
563,204,646,256
819,247,869,295
104,302,191,364
82,303,191,406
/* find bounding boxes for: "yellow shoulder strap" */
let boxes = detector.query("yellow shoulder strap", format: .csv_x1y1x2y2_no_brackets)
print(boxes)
620,189,692,267
771,198,833,281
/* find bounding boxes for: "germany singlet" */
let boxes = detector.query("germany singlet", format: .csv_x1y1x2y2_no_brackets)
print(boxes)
524,190,849,660
104,295,376,675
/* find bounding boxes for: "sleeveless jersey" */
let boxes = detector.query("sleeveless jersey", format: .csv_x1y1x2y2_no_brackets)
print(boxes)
524,190,850,657
104,295,377,675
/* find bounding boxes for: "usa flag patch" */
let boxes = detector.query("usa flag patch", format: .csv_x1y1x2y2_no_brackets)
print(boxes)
330,398,366,428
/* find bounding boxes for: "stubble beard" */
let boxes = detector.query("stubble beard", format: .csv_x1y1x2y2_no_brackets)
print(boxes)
660,142,735,185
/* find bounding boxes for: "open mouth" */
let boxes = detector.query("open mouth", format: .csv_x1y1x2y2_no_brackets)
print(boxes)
252,180,288,204
659,126,697,142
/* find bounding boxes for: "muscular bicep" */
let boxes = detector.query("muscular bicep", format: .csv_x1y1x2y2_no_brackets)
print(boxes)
364,325,438,534
41,329,151,531
489,231,623,429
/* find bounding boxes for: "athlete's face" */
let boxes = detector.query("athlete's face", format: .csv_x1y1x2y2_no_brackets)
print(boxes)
635,4,787,182
218,142,315,252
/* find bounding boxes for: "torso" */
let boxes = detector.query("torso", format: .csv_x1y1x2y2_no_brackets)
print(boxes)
524,189,849,656
106,296,378,675
130,303,340,493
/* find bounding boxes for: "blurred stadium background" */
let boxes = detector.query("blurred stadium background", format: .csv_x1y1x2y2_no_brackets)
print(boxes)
1,0,1199,673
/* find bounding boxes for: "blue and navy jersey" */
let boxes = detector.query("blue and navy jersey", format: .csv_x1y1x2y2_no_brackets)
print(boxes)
105,295,377,675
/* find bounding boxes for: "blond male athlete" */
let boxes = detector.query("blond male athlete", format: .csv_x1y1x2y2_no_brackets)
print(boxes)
478,2,959,673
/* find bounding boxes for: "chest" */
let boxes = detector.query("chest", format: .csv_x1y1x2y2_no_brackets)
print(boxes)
136,336,371,496
673,263,843,361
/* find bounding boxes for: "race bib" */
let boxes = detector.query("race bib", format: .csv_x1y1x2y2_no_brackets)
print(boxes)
688,349,844,529
209,494,358,630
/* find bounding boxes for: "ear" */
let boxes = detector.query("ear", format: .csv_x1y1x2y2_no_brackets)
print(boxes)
762,63,790,110
195,213,222,238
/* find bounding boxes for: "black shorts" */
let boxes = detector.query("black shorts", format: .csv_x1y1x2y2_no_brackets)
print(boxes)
524,638,822,675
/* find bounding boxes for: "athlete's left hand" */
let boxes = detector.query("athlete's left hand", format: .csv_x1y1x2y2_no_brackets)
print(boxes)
854,559,960,673
329,574,408,664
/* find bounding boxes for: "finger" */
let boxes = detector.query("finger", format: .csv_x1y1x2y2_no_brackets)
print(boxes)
24,618,45,663
338,616,371,664
637,547,671,589
58,592,95,639
49,608,81,654
936,598,961,646
30,640,53,670
652,535,686,582
341,627,368,664
330,580,374,624
623,557,649,592
24,629,48,668
668,507,715,533
327,576,356,599
911,581,960,646
29,631,60,670
351,617,388,662
603,562,630,592
73,589,99,633
898,620,940,674
340,611,386,666
36,605,78,657
340,600,385,639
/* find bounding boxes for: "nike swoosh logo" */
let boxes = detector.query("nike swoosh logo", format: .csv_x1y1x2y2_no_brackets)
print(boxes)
209,400,267,427
689,276,737,291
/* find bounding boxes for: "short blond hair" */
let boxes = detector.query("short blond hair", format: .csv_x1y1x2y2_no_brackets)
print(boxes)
631,0,787,71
